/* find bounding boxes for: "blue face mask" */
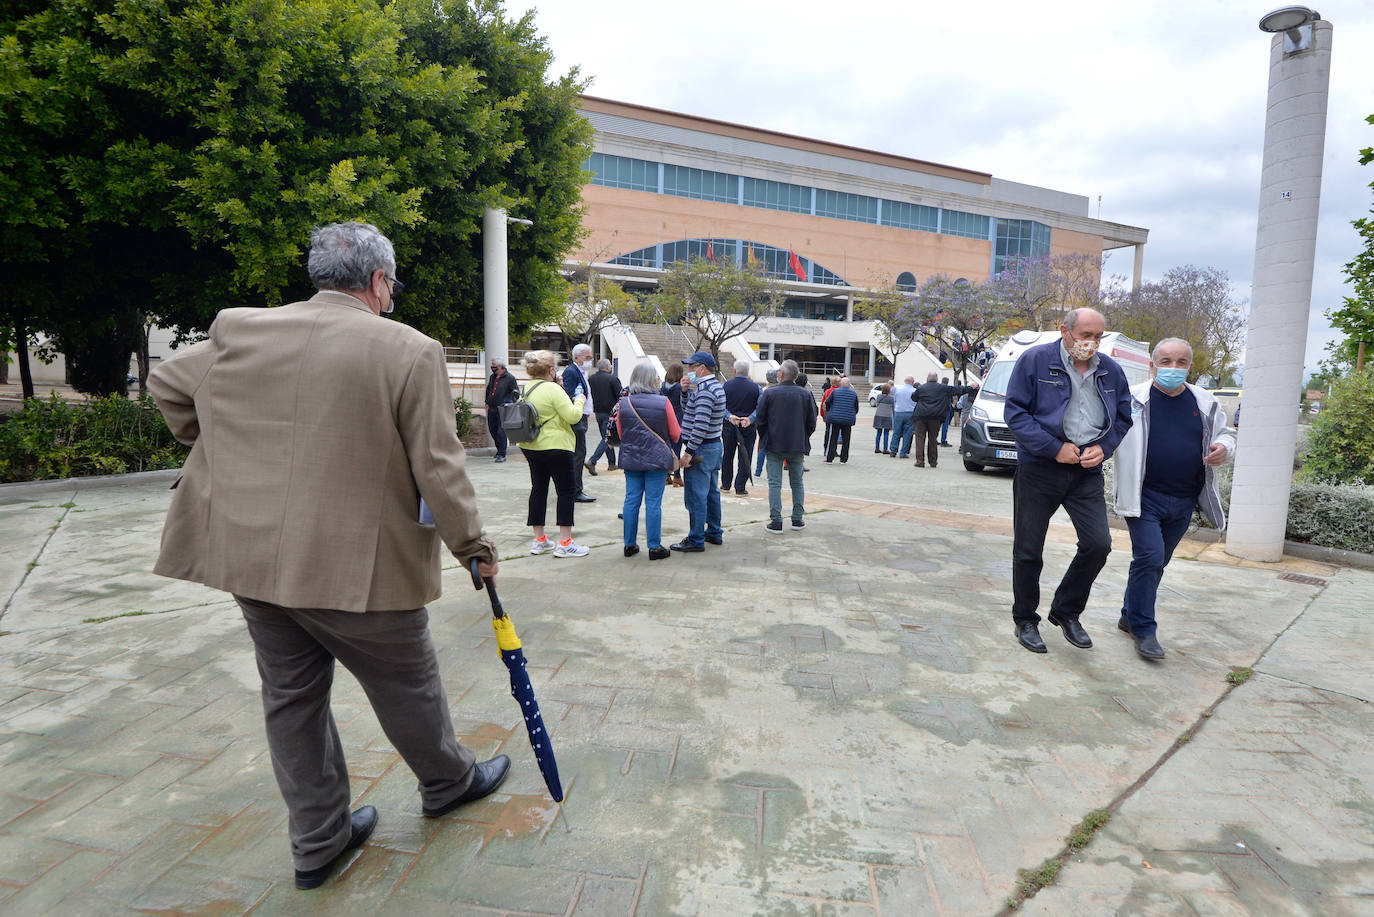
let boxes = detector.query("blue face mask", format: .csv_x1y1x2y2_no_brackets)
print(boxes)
1155,367,1188,390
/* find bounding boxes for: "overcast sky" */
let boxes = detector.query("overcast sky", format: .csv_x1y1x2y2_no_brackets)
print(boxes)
508,0,1373,377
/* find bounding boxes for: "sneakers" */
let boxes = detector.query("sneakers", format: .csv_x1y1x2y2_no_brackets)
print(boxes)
554,538,589,558
791,518,806,530
530,537,554,555
766,520,784,533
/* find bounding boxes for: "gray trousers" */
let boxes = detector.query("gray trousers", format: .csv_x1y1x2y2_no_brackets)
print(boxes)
236,596,478,870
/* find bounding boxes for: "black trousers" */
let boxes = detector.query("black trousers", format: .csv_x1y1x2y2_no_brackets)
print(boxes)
824,423,852,462
912,418,942,466
1011,461,1113,626
523,447,577,527
570,417,588,494
721,423,757,491
485,406,508,457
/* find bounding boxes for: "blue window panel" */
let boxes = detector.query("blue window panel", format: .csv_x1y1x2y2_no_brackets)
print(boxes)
993,218,1052,274
662,165,739,204
939,209,991,240
741,177,811,214
881,200,940,233
587,152,658,192
814,189,878,224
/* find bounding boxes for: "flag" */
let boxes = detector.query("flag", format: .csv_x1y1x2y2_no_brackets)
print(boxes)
706,242,716,264
788,250,806,282
747,245,758,268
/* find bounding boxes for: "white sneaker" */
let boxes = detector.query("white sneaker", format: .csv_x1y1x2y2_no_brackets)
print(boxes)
530,537,554,555
553,539,589,558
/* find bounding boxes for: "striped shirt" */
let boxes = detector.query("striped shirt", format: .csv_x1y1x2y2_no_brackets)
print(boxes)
680,373,726,452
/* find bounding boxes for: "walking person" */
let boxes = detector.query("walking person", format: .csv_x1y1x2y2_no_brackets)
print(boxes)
912,373,979,468
1004,308,1132,654
889,376,917,458
520,350,592,558
562,342,597,502
147,221,509,890
586,357,622,475
938,381,957,446
618,363,681,560
671,351,727,553
484,357,518,463
756,359,817,533
661,362,686,487
873,383,894,453
823,376,859,463
1112,338,1235,659
721,359,762,494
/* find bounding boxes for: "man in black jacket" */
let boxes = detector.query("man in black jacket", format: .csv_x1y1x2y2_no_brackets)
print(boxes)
755,359,818,533
586,358,623,474
484,357,519,463
912,372,978,469
721,359,762,494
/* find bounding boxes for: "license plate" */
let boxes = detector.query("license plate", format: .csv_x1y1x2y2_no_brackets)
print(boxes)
996,449,1018,460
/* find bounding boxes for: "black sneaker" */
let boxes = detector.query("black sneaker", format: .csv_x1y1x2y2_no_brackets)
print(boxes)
766,520,783,533
791,518,806,530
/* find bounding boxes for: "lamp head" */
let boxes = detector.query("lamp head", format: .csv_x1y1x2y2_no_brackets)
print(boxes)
1259,6,1319,53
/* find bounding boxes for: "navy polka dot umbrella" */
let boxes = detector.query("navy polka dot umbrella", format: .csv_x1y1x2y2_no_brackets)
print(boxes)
470,560,564,804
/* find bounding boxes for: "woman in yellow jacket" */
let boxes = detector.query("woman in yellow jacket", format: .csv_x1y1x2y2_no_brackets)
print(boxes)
519,350,591,557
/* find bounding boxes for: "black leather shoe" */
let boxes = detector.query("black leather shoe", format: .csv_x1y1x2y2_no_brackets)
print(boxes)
295,805,378,889
1134,634,1166,660
1047,611,1093,648
574,494,597,503
624,544,639,557
423,755,511,818
670,541,705,553
648,546,671,560
1016,622,1047,654
1117,616,1131,634
705,535,723,545
734,489,748,496
584,461,598,476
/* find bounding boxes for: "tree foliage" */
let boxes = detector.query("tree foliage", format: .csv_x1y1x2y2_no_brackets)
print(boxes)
639,257,781,371
0,0,591,396
555,264,639,349
892,275,1018,379
1298,368,1374,485
853,285,921,358
1101,265,1246,385
989,253,1113,332
1325,113,1374,371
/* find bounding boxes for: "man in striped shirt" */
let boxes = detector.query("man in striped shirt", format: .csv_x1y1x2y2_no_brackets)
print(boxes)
670,351,727,553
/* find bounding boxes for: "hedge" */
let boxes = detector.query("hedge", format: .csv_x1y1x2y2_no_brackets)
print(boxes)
0,394,188,483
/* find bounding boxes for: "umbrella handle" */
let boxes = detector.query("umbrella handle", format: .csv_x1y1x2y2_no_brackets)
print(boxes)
468,557,506,619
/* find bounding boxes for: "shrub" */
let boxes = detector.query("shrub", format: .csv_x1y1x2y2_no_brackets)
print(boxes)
1299,368,1374,484
0,394,188,483
454,396,472,440
1286,481,1374,553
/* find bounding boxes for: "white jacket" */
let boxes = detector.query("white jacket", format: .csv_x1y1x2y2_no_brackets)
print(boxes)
1112,381,1237,528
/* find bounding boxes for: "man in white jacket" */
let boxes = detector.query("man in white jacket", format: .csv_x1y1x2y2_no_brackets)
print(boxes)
1112,338,1236,660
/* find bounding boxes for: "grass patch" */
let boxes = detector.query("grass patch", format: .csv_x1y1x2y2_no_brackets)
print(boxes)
81,610,151,625
1015,860,1060,896
1226,667,1254,685
1066,809,1110,849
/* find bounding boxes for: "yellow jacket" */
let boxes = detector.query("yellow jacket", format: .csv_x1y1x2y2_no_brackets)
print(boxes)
520,378,585,452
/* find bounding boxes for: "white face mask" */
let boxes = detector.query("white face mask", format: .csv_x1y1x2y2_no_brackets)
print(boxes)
1067,338,1099,362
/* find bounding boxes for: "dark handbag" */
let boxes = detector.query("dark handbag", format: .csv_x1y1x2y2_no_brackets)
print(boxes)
605,402,622,447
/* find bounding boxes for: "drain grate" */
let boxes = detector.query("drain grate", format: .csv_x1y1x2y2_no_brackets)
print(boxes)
1279,572,1328,587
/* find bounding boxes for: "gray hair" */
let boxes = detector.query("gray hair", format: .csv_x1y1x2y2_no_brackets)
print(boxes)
765,368,780,384
626,362,660,394
779,359,800,382
307,222,395,292
733,359,751,376
489,357,507,369
1151,337,1193,361
571,343,593,360
597,358,612,372
1063,307,1104,332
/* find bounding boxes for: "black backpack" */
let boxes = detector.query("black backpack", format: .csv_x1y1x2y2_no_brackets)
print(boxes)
499,381,547,444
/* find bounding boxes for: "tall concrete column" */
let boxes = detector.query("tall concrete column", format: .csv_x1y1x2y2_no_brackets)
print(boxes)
482,207,510,367
1226,17,1332,562
1132,244,1144,293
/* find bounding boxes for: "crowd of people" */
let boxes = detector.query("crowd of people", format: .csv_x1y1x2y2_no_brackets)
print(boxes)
144,222,1237,890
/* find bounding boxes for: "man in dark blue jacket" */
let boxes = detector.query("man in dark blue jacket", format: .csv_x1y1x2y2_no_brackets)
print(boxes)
755,359,818,533
823,376,860,463
721,359,762,494
1003,308,1132,654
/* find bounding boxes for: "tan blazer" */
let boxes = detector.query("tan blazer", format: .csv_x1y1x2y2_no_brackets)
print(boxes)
149,291,496,612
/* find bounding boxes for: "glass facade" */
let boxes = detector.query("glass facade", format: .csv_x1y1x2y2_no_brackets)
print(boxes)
610,239,846,286
586,152,657,193
941,209,991,240
814,188,878,223
882,200,940,233
994,218,1052,273
741,177,811,214
662,164,738,204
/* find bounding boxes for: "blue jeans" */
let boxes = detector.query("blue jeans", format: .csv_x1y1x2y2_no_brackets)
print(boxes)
683,440,724,546
766,452,806,525
939,407,954,443
588,412,616,466
623,470,667,550
754,444,766,477
875,429,890,451
1121,488,1196,638
891,412,914,456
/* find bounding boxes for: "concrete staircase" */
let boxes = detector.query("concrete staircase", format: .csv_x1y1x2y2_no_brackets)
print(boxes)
627,322,697,369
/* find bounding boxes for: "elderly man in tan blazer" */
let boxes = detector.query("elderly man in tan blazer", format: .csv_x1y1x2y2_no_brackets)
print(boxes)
150,222,509,890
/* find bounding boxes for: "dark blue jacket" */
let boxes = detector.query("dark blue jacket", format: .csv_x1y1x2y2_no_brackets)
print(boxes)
616,394,677,471
756,383,818,454
824,387,859,425
1004,340,1132,465
723,375,762,418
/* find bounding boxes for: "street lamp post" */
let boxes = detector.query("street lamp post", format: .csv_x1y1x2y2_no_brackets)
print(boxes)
482,208,533,368
1225,8,1332,562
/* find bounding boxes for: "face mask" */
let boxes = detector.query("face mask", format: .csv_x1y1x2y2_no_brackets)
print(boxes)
1155,367,1188,390
1067,338,1099,362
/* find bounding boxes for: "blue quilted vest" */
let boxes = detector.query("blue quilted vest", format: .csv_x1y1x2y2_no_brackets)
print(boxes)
617,394,676,471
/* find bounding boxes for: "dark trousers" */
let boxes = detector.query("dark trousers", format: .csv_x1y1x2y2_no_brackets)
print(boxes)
825,423,852,462
721,422,757,491
822,422,836,458
588,411,616,467
486,406,508,457
523,447,576,527
913,418,942,466
1122,488,1196,637
236,597,477,871
570,417,588,494
1011,461,1113,626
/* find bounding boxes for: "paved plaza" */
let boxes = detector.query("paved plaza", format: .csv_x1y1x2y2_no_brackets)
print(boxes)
1,429,1371,915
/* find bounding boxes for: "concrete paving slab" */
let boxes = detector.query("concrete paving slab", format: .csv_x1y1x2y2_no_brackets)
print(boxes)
0,436,1370,915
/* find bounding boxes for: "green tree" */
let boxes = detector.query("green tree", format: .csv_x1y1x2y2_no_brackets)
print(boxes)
639,256,782,372
555,266,639,350
1,0,591,396
1326,113,1374,371
1299,368,1374,484
896,275,1017,379
853,284,921,362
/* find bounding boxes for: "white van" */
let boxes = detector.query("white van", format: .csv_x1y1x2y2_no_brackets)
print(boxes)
959,329,1152,472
